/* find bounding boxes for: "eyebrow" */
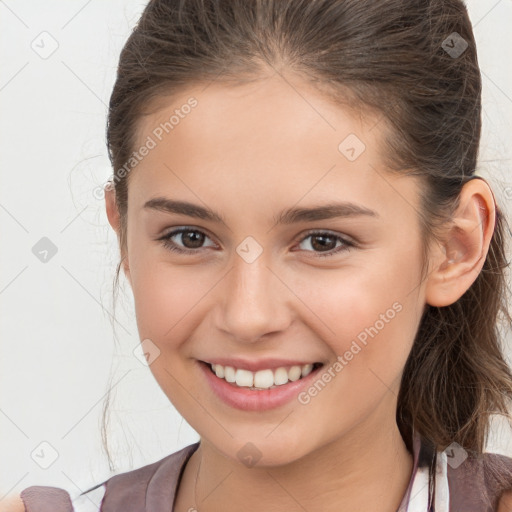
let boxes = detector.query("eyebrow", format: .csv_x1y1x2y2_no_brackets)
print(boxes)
143,197,379,224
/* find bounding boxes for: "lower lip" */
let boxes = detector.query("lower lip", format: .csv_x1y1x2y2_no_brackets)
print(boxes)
198,361,324,411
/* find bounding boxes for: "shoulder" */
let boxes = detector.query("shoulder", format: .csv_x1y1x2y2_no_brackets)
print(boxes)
99,442,199,510
18,486,74,512
446,449,512,510
99,442,198,494
16,442,200,512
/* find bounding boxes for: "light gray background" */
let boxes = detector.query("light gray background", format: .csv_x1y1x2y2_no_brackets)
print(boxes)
1,0,511,500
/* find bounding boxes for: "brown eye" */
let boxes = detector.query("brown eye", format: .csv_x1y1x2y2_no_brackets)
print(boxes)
159,228,216,254
309,234,337,251
179,230,205,249
158,228,355,258
296,231,355,258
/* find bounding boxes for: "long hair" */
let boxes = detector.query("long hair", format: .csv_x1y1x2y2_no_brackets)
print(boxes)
102,0,512,491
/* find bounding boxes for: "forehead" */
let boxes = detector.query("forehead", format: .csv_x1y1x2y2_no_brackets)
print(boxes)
129,75,421,221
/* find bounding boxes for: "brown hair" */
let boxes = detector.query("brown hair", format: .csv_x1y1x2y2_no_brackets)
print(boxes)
102,0,512,487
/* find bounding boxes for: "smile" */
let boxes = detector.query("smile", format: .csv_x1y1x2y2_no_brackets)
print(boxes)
198,360,325,411
208,362,322,390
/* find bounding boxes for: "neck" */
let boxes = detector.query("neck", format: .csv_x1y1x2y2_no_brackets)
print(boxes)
176,419,413,512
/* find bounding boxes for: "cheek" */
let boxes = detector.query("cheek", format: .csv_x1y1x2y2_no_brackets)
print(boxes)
293,266,423,431
129,248,219,354
294,248,423,378
128,260,213,402
132,266,199,338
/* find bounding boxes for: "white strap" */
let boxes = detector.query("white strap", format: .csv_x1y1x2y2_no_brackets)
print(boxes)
433,451,450,512
404,450,450,512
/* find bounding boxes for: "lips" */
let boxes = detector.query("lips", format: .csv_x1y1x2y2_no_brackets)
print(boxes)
197,359,325,411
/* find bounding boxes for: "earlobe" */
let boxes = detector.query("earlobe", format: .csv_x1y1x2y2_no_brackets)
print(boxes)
424,178,496,308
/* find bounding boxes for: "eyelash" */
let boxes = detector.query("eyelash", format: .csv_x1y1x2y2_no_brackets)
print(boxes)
158,227,356,258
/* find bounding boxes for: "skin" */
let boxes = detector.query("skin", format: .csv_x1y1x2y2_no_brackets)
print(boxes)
101,71,497,512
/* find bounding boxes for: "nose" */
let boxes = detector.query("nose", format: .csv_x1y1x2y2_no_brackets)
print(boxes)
214,250,293,344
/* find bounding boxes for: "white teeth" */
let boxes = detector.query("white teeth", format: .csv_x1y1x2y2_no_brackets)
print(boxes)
274,367,289,385
224,366,236,383
209,362,319,389
214,364,224,379
254,369,274,388
301,363,313,377
288,365,302,382
235,369,254,387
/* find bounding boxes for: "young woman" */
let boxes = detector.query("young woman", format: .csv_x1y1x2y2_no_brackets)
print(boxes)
11,0,512,510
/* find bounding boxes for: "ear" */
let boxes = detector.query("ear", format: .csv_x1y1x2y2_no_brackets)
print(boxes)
105,181,131,285
424,177,496,308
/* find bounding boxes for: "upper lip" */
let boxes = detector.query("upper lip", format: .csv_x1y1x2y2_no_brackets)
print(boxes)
201,357,323,372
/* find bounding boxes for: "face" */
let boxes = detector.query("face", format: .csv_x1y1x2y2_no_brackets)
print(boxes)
110,73,430,466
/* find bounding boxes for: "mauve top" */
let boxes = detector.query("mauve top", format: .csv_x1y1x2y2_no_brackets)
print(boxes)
20,431,512,512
